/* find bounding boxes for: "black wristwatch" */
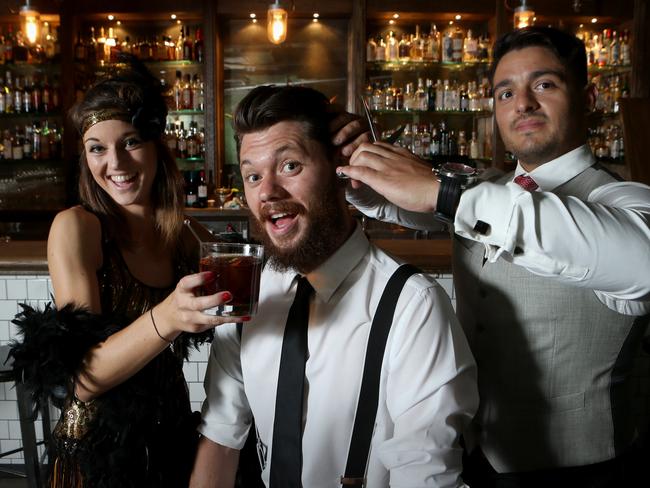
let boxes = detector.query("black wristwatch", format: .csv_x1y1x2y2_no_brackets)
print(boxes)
433,162,480,223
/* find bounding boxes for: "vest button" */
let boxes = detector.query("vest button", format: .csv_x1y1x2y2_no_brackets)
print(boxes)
479,288,488,298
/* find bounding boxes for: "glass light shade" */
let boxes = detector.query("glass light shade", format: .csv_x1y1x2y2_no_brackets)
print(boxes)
514,4,535,29
20,7,40,45
267,4,288,45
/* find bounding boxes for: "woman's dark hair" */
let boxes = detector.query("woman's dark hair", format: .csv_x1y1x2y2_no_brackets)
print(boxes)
490,26,588,89
70,54,184,249
233,85,337,159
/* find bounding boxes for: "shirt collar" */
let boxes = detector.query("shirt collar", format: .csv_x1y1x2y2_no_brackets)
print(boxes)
513,144,595,191
302,223,369,303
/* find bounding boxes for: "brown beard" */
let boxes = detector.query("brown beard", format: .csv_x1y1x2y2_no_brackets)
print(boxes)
251,176,351,274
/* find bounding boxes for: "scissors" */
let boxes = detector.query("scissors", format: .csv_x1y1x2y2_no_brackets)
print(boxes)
336,97,405,179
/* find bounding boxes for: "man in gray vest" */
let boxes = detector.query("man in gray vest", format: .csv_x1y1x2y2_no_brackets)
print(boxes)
337,26,650,487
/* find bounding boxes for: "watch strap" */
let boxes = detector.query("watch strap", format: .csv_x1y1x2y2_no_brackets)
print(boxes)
434,175,462,223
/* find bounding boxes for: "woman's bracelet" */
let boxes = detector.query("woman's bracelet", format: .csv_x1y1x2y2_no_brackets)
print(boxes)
150,308,173,344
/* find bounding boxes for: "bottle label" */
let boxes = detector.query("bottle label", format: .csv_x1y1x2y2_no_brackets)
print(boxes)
187,194,197,206
198,185,208,198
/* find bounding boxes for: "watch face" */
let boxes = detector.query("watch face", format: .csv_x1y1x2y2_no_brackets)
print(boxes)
440,162,476,176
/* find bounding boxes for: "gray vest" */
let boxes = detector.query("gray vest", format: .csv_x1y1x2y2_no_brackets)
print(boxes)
454,165,649,472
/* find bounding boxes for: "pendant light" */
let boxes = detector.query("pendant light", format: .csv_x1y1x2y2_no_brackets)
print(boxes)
267,1,288,45
514,0,535,29
20,0,40,45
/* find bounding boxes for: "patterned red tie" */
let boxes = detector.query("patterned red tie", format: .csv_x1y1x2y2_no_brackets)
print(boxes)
513,174,539,191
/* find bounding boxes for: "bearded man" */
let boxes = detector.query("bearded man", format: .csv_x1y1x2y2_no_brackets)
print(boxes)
189,85,478,488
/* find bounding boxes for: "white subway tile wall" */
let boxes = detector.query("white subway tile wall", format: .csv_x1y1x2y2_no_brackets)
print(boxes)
0,272,647,465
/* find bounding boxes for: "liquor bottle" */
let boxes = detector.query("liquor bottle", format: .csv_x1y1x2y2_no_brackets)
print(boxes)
4,25,14,64
23,124,33,159
96,27,106,63
438,121,449,155
376,37,387,61
598,30,610,67
609,31,620,66
181,74,193,110
478,34,491,62
452,26,464,63
403,82,414,111
186,122,198,158
41,75,52,113
410,25,424,62
195,170,208,208
185,171,197,207
442,26,454,63
366,36,376,61
194,28,204,63
165,122,177,155
175,26,184,61
177,121,188,158
40,120,51,159
430,126,440,156
448,130,458,155
2,130,12,159
13,75,23,114
42,22,57,61
13,30,28,63
0,77,4,113
386,31,398,62
460,84,469,112
426,78,436,111
394,87,404,110
173,70,183,111
22,76,32,113
425,23,441,62
398,35,410,61
86,27,97,63
74,30,86,62
11,126,23,160
415,78,427,111
4,71,14,113
384,82,395,110
107,27,120,63
469,131,480,159
0,29,5,66
32,121,41,159
420,124,431,156
371,82,383,111
458,130,468,156
621,30,631,66
463,29,478,63
192,74,204,111
183,26,193,61
434,79,443,111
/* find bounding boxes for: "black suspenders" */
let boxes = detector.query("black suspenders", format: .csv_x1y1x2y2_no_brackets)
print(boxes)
341,264,421,486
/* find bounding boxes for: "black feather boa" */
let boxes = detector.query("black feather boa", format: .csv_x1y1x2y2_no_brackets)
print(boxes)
9,302,121,413
9,303,205,487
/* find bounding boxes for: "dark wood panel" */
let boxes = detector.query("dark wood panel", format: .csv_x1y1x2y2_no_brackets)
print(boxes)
620,98,650,185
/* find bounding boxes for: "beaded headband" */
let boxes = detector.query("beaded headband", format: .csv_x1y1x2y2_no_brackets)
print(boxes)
80,108,133,136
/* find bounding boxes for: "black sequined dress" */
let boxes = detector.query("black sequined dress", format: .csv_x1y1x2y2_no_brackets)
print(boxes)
14,222,212,488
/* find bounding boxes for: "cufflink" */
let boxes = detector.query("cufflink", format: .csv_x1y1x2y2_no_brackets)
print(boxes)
473,220,490,235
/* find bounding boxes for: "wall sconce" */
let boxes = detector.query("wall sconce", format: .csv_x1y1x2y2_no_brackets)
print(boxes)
20,0,40,45
267,1,288,45
514,0,535,29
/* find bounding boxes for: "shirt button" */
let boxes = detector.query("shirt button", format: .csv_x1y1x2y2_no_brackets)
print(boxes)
478,288,488,298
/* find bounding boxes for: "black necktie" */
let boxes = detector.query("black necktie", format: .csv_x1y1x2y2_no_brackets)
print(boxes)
270,276,313,488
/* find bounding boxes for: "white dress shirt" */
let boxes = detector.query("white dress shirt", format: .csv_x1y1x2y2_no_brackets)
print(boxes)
199,225,478,488
347,145,650,316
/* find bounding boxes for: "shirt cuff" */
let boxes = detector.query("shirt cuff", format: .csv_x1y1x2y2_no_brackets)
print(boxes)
454,181,532,262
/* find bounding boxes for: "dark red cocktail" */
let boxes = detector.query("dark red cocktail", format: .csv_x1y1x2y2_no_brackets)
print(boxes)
200,243,264,316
